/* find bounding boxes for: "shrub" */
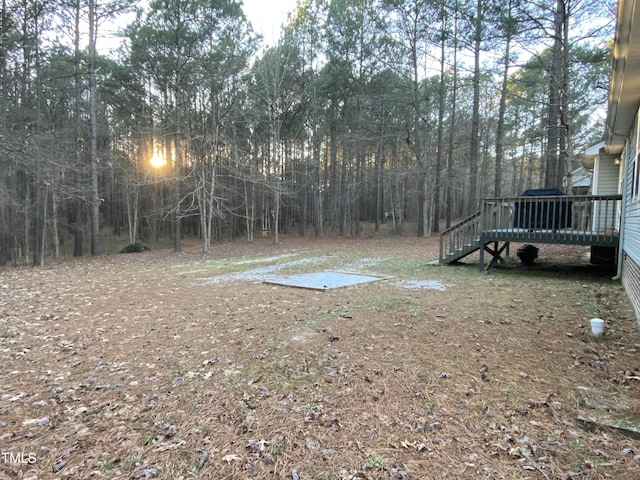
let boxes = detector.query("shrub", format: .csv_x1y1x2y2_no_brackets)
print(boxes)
119,242,147,253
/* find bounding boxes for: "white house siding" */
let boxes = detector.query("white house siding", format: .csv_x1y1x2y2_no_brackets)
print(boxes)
592,155,621,232
623,254,640,321
622,113,640,320
593,153,621,195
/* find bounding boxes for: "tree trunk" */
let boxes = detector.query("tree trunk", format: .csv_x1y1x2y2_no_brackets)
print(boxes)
411,42,426,237
126,186,139,244
32,174,43,266
329,110,338,233
273,189,280,244
52,186,60,258
39,184,48,265
375,130,384,232
434,16,446,233
545,0,566,189
73,0,83,256
89,0,100,256
445,27,459,229
244,173,255,242
495,0,514,197
559,0,570,190
0,0,7,128
311,70,323,238
468,0,482,214
24,178,31,265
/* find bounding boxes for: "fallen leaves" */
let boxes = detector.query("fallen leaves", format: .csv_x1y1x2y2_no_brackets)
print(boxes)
0,239,638,479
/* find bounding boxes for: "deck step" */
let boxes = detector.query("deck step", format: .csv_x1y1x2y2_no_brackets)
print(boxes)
439,211,482,264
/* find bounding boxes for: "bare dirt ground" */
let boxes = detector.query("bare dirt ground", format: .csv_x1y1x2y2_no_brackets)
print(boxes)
1,231,639,480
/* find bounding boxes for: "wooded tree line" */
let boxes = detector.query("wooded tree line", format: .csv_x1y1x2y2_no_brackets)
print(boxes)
0,0,614,265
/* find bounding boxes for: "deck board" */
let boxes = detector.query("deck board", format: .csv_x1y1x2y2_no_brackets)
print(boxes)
481,228,619,247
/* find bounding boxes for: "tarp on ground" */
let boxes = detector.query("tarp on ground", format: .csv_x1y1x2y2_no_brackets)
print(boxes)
264,271,389,291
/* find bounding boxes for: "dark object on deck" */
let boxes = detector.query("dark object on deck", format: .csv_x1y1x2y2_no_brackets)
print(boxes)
514,188,572,230
517,244,539,265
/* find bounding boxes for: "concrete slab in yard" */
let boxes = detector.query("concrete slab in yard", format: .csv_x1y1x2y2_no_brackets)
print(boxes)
576,386,640,439
264,271,390,291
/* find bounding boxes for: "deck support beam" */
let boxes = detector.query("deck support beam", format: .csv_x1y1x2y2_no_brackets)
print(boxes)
479,239,510,271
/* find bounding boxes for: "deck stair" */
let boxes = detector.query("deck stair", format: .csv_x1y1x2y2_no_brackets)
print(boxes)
439,211,482,264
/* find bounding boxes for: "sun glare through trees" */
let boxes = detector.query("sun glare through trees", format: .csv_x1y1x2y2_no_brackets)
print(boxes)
149,148,167,169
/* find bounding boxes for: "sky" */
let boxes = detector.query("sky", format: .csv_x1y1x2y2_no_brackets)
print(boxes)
242,0,298,46
92,0,298,56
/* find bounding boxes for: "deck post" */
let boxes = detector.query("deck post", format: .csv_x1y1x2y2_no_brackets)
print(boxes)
481,241,510,271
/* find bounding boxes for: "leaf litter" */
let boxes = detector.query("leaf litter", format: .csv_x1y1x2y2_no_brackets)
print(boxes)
0,236,639,479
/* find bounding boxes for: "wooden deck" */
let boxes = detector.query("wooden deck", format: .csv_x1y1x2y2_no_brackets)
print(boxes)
439,194,621,271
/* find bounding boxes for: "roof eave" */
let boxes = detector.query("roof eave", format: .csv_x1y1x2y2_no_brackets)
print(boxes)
605,0,640,155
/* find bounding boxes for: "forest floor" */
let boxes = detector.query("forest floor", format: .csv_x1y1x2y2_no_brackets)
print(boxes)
1,230,640,480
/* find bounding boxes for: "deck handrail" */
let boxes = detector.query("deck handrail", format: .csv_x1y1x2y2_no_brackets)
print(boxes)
439,211,481,263
440,211,482,236
480,194,621,235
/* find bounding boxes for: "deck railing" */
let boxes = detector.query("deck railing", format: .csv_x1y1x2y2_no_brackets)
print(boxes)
440,194,622,264
439,211,481,263
481,194,621,241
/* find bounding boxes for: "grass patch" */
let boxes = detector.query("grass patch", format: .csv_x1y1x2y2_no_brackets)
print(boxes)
269,443,286,456
567,439,613,472
97,458,118,474
304,308,351,327
313,473,337,480
364,455,384,469
140,430,156,446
